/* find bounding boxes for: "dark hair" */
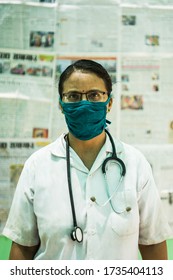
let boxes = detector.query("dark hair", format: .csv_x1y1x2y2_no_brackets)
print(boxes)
58,59,112,98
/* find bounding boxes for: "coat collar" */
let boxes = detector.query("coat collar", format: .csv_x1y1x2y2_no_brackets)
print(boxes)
50,132,124,159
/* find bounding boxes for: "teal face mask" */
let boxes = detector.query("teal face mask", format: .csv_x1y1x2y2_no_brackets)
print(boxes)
59,96,111,140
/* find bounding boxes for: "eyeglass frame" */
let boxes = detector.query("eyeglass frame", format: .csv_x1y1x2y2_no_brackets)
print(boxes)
62,90,109,103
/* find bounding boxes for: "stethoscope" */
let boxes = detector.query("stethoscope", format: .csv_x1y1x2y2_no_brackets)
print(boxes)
65,129,131,243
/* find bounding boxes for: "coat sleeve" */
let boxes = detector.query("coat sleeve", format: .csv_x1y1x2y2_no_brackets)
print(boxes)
2,157,40,246
137,157,173,245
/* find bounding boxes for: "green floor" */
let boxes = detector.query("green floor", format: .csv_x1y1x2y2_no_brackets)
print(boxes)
0,236,12,260
167,239,173,260
0,236,173,260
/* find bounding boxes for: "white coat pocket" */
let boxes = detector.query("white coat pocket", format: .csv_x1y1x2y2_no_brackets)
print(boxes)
110,190,139,237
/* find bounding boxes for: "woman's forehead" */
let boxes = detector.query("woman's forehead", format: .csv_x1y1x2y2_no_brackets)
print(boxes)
63,71,106,92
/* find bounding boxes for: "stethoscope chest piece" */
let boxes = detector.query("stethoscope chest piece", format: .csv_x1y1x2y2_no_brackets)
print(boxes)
71,226,83,243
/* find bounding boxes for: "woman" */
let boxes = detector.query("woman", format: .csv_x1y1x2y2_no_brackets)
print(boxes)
3,59,172,259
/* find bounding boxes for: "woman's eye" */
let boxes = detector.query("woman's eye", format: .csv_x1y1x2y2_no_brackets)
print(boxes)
89,92,99,99
68,93,80,100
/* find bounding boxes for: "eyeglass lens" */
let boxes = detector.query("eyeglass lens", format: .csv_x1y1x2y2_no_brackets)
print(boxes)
62,90,107,102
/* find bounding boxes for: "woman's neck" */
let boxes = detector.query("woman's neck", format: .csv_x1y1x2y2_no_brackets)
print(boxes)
67,131,106,169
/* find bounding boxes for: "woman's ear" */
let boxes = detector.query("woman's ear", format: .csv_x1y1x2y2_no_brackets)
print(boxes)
107,97,113,113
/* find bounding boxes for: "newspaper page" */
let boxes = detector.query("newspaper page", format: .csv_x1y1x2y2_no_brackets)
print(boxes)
160,56,173,144
119,55,173,145
135,144,173,229
120,55,161,144
57,4,119,53
0,50,55,139
0,3,56,51
121,5,173,53
0,4,23,49
23,4,56,51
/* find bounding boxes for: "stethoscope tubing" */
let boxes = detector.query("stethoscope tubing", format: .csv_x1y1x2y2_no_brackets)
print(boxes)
103,129,126,176
66,135,77,228
65,130,126,243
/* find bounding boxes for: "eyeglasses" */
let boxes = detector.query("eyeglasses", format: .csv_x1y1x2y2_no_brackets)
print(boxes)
62,90,108,103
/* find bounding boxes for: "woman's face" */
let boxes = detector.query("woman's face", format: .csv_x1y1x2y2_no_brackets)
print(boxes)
61,71,113,109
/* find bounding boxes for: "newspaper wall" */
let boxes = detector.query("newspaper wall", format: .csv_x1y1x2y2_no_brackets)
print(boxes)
0,0,173,232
